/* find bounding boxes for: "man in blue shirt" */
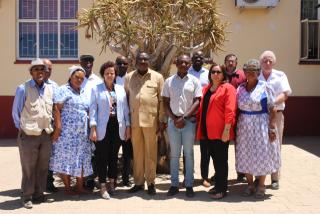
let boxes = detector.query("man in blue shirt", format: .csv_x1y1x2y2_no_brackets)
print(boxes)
12,58,55,209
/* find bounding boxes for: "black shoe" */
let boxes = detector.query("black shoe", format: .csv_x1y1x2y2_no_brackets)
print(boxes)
186,187,194,198
167,186,179,196
128,185,144,193
22,199,33,209
46,183,58,192
85,179,95,191
32,195,54,204
211,175,216,183
122,180,132,187
147,183,156,196
253,178,259,188
237,174,247,183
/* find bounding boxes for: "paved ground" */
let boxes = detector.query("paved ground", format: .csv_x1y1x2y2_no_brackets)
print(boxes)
0,137,320,214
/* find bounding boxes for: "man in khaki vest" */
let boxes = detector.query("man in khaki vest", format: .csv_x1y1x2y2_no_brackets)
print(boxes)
12,58,54,209
124,52,166,195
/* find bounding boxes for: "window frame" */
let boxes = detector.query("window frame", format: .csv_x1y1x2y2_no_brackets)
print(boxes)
16,0,79,61
299,0,320,64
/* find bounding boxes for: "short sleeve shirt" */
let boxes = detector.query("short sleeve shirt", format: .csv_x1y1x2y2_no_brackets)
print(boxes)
162,74,202,116
258,69,292,110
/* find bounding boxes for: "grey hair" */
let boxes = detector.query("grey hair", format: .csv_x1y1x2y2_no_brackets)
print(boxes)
259,50,276,64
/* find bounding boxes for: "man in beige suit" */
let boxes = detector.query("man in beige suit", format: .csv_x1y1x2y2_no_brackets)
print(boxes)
124,52,166,195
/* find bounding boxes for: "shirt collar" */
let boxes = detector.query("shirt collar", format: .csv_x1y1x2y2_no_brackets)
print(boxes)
174,73,189,80
134,68,151,78
188,66,206,73
67,83,84,94
30,79,45,89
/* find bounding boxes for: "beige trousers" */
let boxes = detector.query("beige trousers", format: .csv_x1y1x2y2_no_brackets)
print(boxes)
271,111,284,181
131,127,158,186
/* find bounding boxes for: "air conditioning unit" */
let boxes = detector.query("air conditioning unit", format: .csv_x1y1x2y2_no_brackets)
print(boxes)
235,0,279,8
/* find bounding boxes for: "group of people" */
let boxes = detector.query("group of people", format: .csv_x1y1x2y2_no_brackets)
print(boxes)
12,50,291,209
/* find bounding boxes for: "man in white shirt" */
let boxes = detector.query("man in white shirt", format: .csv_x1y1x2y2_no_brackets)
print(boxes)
80,55,103,101
79,54,102,190
162,54,202,197
188,51,211,188
115,55,129,86
115,55,133,187
258,50,292,190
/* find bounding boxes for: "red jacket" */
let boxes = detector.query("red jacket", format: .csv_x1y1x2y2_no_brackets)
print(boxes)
196,83,237,141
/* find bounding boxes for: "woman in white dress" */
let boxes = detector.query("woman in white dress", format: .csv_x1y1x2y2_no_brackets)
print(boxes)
235,59,280,199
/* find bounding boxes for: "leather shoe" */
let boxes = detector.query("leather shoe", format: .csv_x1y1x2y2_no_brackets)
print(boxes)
46,183,58,192
147,183,156,195
186,187,194,198
237,174,247,183
22,199,33,209
32,195,54,204
128,185,144,193
122,180,132,187
167,186,179,196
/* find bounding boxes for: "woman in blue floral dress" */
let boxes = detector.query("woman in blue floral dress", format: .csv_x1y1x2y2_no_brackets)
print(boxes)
50,65,93,195
235,59,280,199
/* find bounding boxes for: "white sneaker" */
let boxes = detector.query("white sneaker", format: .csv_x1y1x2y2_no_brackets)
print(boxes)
100,183,111,200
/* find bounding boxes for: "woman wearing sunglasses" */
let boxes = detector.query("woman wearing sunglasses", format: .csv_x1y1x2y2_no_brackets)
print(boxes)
196,63,237,199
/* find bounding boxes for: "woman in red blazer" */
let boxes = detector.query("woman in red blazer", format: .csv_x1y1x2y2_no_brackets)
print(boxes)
196,63,237,199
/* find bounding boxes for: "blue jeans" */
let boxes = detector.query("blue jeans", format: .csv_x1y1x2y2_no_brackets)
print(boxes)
167,118,195,187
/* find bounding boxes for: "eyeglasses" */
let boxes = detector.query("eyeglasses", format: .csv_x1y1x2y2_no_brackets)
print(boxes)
210,70,222,74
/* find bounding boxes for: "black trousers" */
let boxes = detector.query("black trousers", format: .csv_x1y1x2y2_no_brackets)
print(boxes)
120,139,133,182
47,170,54,184
96,117,121,183
200,141,211,180
207,139,229,193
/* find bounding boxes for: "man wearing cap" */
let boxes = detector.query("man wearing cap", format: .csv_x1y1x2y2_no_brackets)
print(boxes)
79,54,102,190
124,52,166,195
258,50,292,190
224,54,247,183
42,59,59,192
115,55,133,187
12,58,55,209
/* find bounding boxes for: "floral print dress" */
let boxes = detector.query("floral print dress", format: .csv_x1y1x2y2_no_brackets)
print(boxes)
50,84,93,177
236,80,281,176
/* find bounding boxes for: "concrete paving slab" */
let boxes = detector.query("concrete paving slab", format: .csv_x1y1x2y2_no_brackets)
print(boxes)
0,137,319,213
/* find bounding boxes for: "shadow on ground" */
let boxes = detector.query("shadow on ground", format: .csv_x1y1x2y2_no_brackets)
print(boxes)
284,136,320,157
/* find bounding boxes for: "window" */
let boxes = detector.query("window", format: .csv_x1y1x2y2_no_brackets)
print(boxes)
18,0,78,60
300,0,320,62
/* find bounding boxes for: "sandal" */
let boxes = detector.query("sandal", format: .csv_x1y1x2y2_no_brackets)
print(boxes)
255,186,266,199
209,191,227,200
242,185,255,197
